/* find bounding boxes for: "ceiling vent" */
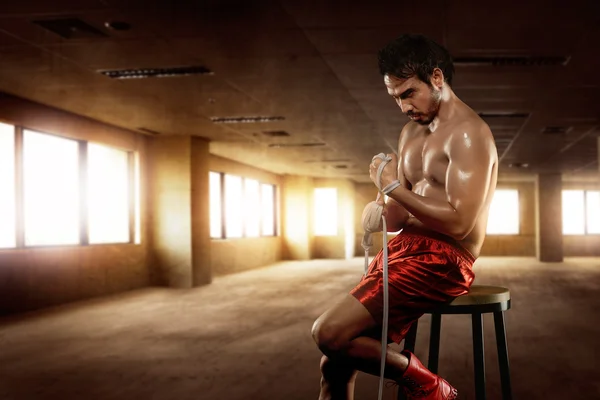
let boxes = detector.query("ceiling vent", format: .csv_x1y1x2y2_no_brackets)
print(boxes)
100,65,213,79
541,126,572,134
454,55,570,67
137,127,161,136
33,18,107,39
268,143,325,148
478,112,530,119
211,116,285,124
262,130,290,137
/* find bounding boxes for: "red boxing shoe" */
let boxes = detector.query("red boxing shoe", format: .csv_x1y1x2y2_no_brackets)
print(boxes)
399,350,458,399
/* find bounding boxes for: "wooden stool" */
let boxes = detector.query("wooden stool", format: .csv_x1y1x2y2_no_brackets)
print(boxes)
398,285,513,400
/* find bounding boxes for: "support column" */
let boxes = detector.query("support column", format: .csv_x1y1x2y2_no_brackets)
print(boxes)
282,175,313,260
148,135,211,287
535,173,563,262
191,136,212,286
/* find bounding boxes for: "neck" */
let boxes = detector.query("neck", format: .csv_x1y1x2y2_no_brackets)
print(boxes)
428,84,459,130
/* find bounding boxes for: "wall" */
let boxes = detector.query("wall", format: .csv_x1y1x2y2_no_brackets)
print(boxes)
0,93,150,314
209,155,283,275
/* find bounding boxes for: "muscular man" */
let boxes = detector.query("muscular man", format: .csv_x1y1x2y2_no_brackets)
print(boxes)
311,34,498,399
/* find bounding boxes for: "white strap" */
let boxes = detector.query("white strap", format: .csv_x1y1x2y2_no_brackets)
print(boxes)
372,153,391,192
382,180,401,195
377,219,390,400
366,152,395,400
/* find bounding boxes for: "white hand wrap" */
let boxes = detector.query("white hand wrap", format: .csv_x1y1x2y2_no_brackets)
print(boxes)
362,201,384,233
372,152,401,195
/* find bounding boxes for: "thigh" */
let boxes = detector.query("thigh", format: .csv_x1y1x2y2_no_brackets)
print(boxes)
314,294,379,344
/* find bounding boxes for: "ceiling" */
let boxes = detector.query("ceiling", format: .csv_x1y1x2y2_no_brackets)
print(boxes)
0,0,599,182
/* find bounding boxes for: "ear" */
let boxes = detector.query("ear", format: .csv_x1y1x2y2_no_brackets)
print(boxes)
430,68,444,89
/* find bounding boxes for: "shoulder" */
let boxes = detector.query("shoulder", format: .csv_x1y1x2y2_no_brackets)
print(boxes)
448,114,497,160
399,121,422,143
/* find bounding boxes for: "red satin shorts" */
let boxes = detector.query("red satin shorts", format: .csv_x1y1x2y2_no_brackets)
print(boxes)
350,226,476,344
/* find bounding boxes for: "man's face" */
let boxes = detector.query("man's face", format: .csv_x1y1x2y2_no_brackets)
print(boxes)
384,74,442,125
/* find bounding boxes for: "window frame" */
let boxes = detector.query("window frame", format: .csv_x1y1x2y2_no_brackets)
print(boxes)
562,189,600,236
0,122,139,249
209,171,278,240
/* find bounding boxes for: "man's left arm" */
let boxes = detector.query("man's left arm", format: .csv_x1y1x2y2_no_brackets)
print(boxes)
382,125,495,239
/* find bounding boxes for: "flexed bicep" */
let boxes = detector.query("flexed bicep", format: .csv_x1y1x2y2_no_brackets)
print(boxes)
445,126,497,238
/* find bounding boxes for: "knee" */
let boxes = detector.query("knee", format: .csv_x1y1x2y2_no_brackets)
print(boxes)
311,317,347,356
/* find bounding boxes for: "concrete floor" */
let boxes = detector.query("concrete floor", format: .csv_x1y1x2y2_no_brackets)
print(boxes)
1,257,599,400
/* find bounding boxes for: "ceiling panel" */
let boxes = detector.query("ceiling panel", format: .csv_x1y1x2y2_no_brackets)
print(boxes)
0,0,596,181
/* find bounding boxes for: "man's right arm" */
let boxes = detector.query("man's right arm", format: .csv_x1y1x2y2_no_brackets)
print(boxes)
380,125,412,232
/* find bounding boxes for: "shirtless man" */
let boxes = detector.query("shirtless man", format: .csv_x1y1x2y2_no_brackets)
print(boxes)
311,34,498,399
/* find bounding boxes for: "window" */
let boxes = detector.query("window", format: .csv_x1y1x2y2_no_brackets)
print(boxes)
562,190,600,235
261,183,275,236
87,143,130,244
486,189,520,235
23,130,80,246
1,125,140,248
244,179,260,237
209,172,222,238
209,172,278,239
314,188,338,236
0,123,16,248
224,175,243,238
587,191,600,234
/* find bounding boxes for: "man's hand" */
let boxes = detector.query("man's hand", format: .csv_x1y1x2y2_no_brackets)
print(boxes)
369,153,399,189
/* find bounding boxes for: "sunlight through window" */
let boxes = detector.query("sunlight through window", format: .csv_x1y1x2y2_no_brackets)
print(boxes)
88,144,130,244
225,174,243,238
209,172,222,238
587,191,600,234
134,152,141,244
314,188,338,236
23,130,79,246
261,184,275,236
0,123,16,248
562,190,585,235
486,189,520,235
244,179,260,237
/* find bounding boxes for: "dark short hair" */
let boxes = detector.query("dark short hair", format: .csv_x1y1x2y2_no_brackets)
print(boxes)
377,34,455,86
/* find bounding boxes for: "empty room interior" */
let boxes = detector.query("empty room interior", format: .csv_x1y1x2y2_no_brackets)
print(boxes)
0,1,599,399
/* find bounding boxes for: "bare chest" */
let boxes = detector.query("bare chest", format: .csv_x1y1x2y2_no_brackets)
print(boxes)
400,132,449,187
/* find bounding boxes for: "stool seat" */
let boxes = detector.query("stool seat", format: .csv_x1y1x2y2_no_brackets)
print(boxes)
450,285,511,306
432,285,511,315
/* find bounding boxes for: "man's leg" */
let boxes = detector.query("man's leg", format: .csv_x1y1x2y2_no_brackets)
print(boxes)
312,294,411,395
312,294,457,400
318,355,358,400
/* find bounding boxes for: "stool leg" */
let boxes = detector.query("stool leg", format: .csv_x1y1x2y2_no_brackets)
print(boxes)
494,311,513,400
403,320,418,353
472,313,486,400
428,313,441,374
